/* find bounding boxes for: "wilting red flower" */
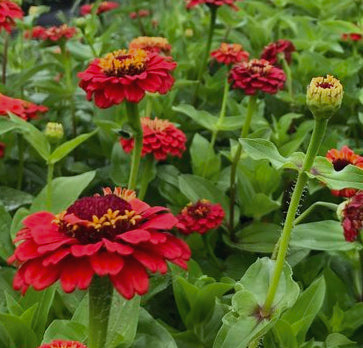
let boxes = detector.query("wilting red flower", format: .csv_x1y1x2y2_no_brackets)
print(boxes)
38,340,87,348
0,0,23,33
78,48,177,108
341,33,362,42
8,187,191,299
341,191,363,242
129,37,172,55
186,0,241,10
211,43,249,66
0,94,48,121
120,117,187,161
80,1,119,16
25,24,77,42
0,142,5,158
176,199,225,235
229,59,286,95
261,39,295,65
129,9,150,19
326,146,363,197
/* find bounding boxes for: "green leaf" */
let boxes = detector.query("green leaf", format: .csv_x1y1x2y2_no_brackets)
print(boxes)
173,104,217,131
341,302,363,332
0,202,13,260
42,320,87,343
0,118,16,135
0,186,33,211
244,193,280,219
325,333,355,347
271,320,299,348
10,207,29,241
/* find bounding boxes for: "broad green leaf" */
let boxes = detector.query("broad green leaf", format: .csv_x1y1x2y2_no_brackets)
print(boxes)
10,207,29,241
0,186,33,211
244,193,280,219
0,202,13,260
173,104,216,131
0,118,16,135
341,302,363,332
42,320,87,343
271,320,299,348
325,333,355,347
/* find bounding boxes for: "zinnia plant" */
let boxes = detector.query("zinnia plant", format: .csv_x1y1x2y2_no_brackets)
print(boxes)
0,0,23,33
80,1,119,16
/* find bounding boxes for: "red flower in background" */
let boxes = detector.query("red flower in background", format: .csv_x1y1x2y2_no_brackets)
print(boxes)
261,39,295,65
177,199,225,235
186,0,241,10
120,117,186,161
80,1,119,16
0,142,5,158
0,0,23,33
326,146,363,197
129,9,150,19
341,191,363,242
25,24,77,42
129,36,172,55
342,33,362,42
78,48,177,108
0,94,48,121
229,59,286,95
38,340,87,348
8,187,191,299
211,43,249,66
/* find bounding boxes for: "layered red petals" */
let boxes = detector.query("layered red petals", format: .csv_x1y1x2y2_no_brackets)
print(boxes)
261,39,295,65
80,1,119,16
25,24,77,42
38,340,87,348
211,43,249,66
0,0,23,33
341,192,363,242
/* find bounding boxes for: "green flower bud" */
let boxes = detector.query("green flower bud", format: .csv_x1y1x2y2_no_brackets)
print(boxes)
45,122,64,143
74,17,87,29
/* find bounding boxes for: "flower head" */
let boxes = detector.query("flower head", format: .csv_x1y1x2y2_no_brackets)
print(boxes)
25,24,77,42
186,0,241,10
0,142,5,158
176,199,225,235
0,94,48,121
45,122,64,143
129,9,150,19
211,43,249,66
229,59,286,95
0,0,23,33
120,117,187,161
341,33,362,42
306,75,343,119
38,340,87,348
8,187,191,299
80,1,119,16
78,49,177,108
129,36,172,55
326,146,363,197
260,39,295,65
340,191,363,242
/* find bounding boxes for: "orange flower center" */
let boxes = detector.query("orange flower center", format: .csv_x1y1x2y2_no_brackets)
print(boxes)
142,117,171,131
248,59,272,75
185,199,211,218
129,36,171,53
220,43,242,53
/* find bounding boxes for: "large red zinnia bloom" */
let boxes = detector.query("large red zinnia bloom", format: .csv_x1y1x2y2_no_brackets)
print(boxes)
0,0,23,33
25,25,77,42
326,146,363,197
8,187,191,299
186,0,241,10
0,94,48,121
78,48,177,108
129,37,172,55
120,117,187,161
229,59,286,95
80,1,119,16
38,340,87,348
341,191,363,242
260,39,295,65
176,199,225,235
210,43,249,66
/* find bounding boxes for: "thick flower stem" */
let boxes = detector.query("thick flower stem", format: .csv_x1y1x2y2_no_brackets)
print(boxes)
88,276,113,348
262,118,328,316
46,163,54,211
126,102,143,190
138,155,154,200
2,33,9,85
228,95,257,234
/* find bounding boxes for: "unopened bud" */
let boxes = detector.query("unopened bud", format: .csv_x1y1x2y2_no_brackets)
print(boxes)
45,122,64,143
184,28,194,38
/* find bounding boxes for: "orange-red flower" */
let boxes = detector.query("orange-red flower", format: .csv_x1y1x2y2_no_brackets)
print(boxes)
342,33,362,42
8,187,191,299
261,39,295,65
176,199,225,235
0,0,23,33
78,49,177,108
120,117,187,160
80,1,119,16
186,0,241,10
229,59,286,95
38,340,87,348
129,36,172,55
0,94,48,121
0,142,5,158
341,191,363,242
326,146,363,197
210,43,249,66
25,24,77,42
129,9,150,19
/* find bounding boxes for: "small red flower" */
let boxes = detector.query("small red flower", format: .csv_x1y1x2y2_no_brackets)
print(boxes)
186,0,241,10
229,58,286,95
341,33,362,42
176,199,225,235
25,24,77,42
0,94,48,121
8,187,191,299
80,1,119,16
120,117,186,161
211,43,249,66
78,48,177,108
129,36,172,55
326,146,363,197
0,142,5,158
0,0,23,33
38,340,87,348
260,39,295,65
129,9,150,19
341,191,363,242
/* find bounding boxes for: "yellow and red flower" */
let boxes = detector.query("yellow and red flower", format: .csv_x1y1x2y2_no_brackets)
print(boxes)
341,191,363,242
78,49,177,108
229,59,286,95
25,24,77,42
8,187,191,299
176,199,225,235
38,340,87,348
210,43,249,66
0,94,48,121
0,0,23,33
260,39,295,65
186,0,241,10
129,36,172,55
80,1,119,16
326,146,363,197
120,117,186,161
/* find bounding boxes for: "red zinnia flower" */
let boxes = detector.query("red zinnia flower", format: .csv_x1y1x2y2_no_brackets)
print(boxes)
176,199,225,235
186,0,241,10
80,1,119,16
38,340,87,348
8,187,191,299
341,33,362,42
260,39,295,65
211,43,249,66
129,37,172,55
341,191,363,242
0,142,5,158
78,48,177,108
25,24,77,42
229,58,286,95
0,0,23,33
326,146,363,197
129,9,150,19
0,94,48,121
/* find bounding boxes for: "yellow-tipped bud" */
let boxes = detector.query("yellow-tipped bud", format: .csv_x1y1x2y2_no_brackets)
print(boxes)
45,122,64,143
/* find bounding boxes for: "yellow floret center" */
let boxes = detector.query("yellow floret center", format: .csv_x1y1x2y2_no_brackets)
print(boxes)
142,117,171,132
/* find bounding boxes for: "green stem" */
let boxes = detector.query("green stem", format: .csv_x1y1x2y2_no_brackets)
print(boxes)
145,95,153,118
46,163,54,211
81,28,98,57
263,118,328,316
202,233,223,270
281,57,293,105
138,155,154,200
2,33,9,85
16,135,24,190
88,276,113,348
294,202,338,225
126,102,143,190
228,95,257,234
